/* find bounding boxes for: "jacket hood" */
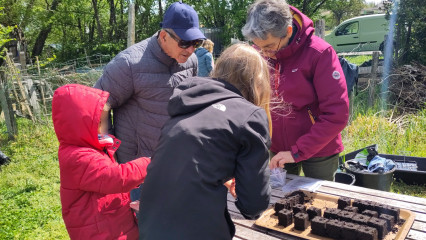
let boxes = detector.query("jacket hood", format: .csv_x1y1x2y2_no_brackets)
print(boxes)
275,5,315,59
52,84,109,150
195,47,209,58
168,77,243,117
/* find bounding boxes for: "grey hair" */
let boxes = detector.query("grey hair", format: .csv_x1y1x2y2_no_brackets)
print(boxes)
242,0,293,40
162,28,176,35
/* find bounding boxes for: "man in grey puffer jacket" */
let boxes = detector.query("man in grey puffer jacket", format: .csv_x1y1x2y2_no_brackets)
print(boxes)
94,2,205,200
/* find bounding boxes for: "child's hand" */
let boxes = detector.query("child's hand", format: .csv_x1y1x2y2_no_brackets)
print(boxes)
224,178,236,199
130,200,140,213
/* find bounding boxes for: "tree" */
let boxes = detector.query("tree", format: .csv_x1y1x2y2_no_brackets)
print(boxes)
325,0,366,25
108,0,117,41
0,6,15,64
394,0,425,65
287,0,328,17
91,0,104,40
382,0,425,65
184,0,253,47
31,0,62,58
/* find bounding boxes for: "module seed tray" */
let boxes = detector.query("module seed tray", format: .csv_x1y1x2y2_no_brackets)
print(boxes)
255,190,415,240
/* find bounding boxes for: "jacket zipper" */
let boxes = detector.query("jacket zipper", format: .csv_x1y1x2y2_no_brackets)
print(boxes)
307,107,316,125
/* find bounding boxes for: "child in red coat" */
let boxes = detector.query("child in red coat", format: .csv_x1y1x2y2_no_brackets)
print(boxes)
52,84,150,240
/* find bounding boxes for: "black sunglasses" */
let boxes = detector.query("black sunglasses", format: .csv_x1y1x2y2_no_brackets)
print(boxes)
164,29,204,49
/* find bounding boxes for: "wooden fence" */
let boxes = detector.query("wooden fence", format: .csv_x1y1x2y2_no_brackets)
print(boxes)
0,51,54,140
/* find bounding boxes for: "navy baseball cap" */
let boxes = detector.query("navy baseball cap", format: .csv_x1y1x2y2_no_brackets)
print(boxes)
160,1,206,41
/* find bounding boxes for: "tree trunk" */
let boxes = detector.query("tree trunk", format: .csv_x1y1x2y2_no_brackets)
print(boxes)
302,0,309,14
32,28,53,58
89,18,95,43
158,0,163,18
108,0,117,41
120,0,125,39
92,0,104,39
311,0,327,15
77,17,85,41
402,21,412,64
31,0,61,58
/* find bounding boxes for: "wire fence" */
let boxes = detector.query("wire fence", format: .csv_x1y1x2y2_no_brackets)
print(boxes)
0,53,110,132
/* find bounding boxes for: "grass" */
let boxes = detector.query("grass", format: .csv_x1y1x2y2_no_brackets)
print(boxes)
0,118,68,239
0,105,425,239
345,55,373,65
344,55,385,66
342,110,426,157
343,87,426,157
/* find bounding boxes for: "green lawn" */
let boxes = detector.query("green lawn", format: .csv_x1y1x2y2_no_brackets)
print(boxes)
0,119,68,239
1,108,425,239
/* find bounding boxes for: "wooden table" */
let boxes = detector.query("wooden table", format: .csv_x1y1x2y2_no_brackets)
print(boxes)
228,174,426,240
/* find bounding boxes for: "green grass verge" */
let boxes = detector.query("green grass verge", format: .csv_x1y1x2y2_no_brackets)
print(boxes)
0,118,68,239
344,55,385,66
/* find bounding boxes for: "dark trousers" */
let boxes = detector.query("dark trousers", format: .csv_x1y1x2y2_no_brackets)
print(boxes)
271,152,339,181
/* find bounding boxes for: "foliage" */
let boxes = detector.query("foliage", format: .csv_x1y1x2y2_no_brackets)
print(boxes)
287,0,327,17
38,54,57,67
0,0,354,62
186,0,254,46
383,0,426,65
0,7,15,58
324,0,366,25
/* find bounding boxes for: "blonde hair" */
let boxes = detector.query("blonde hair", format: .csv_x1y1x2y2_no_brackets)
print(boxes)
202,39,214,53
211,43,272,135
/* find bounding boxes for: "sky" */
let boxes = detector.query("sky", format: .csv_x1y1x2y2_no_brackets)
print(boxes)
365,0,383,4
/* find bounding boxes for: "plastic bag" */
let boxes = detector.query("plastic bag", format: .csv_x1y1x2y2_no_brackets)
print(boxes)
270,168,287,189
130,200,140,213
367,156,396,173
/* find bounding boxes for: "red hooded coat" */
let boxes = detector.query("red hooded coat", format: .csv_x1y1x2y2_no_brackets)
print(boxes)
52,84,150,240
270,6,349,162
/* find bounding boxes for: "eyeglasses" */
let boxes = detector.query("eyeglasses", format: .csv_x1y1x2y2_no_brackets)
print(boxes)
258,37,283,56
164,29,204,49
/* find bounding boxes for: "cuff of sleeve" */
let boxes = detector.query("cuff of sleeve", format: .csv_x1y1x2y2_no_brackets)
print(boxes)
291,145,303,163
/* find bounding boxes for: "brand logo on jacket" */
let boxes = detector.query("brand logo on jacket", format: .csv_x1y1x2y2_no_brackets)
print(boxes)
291,68,298,72
332,71,341,80
212,103,226,112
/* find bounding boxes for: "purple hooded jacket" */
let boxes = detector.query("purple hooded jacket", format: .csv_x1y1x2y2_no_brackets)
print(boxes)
270,6,349,162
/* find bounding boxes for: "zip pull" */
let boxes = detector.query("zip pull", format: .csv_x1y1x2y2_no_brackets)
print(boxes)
307,107,316,124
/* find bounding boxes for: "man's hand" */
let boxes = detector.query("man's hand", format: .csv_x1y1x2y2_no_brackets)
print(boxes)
269,151,295,169
224,178,236,198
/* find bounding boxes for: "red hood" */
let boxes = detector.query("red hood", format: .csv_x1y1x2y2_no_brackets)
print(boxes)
52,84,109,151
275,5,315,59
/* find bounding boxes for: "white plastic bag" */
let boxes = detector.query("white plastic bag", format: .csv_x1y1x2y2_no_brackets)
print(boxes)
130,200,140,213
270,168,287,189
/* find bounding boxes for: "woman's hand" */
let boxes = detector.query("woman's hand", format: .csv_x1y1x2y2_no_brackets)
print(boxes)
269,151,295,169
224,178,236,198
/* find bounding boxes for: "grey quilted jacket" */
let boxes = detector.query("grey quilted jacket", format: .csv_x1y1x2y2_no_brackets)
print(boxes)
94,33,198,163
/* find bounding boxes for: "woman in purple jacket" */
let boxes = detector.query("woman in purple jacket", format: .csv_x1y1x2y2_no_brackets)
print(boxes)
242,0,349,180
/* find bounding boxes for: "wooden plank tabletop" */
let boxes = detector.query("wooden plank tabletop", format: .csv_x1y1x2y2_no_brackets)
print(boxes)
229,174,426,240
